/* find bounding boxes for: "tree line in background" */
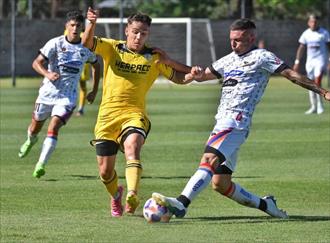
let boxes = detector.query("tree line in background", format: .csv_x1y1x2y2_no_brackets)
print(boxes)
0,0,328,21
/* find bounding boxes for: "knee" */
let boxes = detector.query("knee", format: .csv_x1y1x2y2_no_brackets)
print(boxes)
99,166,114,181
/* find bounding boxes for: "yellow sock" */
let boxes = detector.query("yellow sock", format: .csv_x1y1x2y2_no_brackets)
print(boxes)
100,170,118,198
125,160,142,193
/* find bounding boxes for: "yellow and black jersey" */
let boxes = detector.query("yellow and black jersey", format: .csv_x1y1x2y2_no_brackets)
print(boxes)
92,37,174,115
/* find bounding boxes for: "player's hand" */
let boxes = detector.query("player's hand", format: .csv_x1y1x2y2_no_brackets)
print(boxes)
87,7,99,24
324,91,330,101
46,72,60,81
86,90,97,104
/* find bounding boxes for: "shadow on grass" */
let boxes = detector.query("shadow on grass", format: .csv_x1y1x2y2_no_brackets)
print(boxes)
48,175,264,181
182,215,330,224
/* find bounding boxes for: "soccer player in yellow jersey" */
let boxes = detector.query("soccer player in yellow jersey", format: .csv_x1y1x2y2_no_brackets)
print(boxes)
82,7,193,217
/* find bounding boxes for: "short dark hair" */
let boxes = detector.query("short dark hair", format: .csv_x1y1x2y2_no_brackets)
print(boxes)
66,10,84,23
127,12,152,26
230,18,256,31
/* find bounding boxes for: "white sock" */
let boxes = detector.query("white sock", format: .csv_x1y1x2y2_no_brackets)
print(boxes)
229,183,261,208
37,137,57,167
181,168,213,202
308,90,316,109
316,94,323,109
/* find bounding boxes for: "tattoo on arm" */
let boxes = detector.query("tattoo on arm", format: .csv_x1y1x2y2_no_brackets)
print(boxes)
284,69,327,97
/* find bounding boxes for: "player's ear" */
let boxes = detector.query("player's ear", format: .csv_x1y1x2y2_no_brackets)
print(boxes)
125,26,129,36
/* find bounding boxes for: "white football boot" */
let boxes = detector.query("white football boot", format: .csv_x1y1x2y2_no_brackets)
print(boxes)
263,195,288,219
152,192,187,218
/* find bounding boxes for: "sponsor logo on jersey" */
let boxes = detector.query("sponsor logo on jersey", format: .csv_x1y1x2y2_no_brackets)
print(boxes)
223,78,238,87
115,60,151,74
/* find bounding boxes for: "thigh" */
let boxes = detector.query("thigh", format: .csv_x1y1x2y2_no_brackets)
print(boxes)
206,128,248,172
118,112,151,145
33,103,53,121
51,104,75,124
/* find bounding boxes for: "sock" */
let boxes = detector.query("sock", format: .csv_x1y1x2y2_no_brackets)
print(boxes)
125,159,142,193
100,170,119,198
316,94,323,110
228,183,261,209
181,162,214,203
308,90,316,109
36,134,57,167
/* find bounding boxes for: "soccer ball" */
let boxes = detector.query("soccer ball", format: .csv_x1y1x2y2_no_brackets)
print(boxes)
143,198,172,223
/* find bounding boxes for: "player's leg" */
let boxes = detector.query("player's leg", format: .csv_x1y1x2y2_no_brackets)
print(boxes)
33,105,73,178
152,128,235,217
213,171,288,218
305,66,317,114
76,79,87,116
95,140,123,217
152,152,217,218
122,132,145,214
119,114,151,214
19,103,48,158
314,67,325,114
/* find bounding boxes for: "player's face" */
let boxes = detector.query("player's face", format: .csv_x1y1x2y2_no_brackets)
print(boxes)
230,29,255,55
65,20,83,42
308,18,319,31
125,21,150,52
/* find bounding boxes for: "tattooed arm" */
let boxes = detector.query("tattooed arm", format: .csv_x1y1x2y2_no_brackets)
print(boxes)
280,68,330,101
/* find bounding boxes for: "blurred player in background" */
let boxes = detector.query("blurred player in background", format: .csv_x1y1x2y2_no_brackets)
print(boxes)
76,63,91,116
18,10,100,178
82,7,192,217
64,29,94,117
293,14,330,114
152,18,330,220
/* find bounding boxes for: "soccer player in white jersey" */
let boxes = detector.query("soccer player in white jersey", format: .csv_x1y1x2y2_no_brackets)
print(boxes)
18,11,100,178
293,14,330,114
152,18,330,220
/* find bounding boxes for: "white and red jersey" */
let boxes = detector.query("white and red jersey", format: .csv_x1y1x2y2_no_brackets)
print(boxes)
36,35,97,107
299,27,330,66
210,47,287,130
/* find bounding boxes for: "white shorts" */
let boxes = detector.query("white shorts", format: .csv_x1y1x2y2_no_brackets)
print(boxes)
206,127,248,172
305,60,327,80
33,103,75,124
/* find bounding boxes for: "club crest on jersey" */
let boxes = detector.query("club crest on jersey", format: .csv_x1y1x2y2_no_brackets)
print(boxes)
61,47,66,52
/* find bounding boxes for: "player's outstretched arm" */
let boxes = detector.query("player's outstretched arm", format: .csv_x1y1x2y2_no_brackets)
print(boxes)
153,47,191,74
86,61,101,104
281,68,330,101
82,7,99,50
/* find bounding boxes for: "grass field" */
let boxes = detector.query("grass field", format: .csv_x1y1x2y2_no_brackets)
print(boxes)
1,77,329,242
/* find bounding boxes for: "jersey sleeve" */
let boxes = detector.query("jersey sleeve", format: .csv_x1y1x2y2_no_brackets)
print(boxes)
298,31,307,45
93,37,114,59
210,58,224,78
86,51,97,64
39,37,57,61
260,50,285,74
156,61,174,80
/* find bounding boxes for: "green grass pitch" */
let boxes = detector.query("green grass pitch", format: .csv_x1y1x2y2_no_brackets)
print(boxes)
0,77,329,242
